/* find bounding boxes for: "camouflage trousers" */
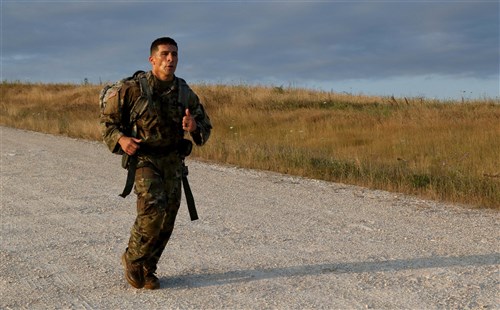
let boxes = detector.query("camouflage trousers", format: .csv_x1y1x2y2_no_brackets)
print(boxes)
124,154,183,275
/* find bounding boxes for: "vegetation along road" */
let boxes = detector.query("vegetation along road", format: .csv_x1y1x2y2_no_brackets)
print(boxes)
1,126,499,309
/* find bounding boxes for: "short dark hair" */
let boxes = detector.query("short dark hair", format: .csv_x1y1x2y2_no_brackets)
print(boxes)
150,37,178,55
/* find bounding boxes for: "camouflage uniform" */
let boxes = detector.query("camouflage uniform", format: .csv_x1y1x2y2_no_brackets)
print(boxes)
100,71,211,276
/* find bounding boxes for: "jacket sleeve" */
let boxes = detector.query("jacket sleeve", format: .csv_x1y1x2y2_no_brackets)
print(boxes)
184,86,212,146
100,85,129,154
188,91,212,146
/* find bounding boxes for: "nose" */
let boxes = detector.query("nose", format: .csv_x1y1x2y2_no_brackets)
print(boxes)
167,53,175,62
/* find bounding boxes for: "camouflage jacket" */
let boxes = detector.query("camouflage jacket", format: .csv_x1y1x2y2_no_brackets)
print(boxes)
100,71,212,156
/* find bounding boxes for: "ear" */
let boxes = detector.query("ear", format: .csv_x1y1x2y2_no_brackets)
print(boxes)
148,55,155,65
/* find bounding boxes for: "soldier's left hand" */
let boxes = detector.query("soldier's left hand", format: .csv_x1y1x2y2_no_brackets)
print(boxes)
182,109,197,132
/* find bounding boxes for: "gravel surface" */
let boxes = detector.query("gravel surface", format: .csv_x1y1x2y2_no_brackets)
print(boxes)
1,126,499,309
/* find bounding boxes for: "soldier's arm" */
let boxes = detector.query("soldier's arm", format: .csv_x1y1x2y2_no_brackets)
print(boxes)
187,92,212,146
100,86,132,153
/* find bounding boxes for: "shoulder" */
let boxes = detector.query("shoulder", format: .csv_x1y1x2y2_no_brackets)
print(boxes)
175,76,198,105
176,76,197,97
120,76,142,99
176,76,191,90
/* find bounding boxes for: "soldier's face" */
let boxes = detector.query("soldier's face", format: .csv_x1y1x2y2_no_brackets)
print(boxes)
149,44,178,81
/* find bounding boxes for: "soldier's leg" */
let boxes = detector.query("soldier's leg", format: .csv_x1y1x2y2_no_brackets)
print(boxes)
143,176,182,275
125,166,167,264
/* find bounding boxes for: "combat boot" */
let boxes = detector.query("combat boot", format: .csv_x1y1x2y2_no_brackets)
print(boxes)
121,253,145,289
143,266,160,290
144,272,160,290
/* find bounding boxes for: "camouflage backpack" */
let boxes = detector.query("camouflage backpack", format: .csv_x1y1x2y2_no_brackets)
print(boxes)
99,70,191,129
99,70,152,127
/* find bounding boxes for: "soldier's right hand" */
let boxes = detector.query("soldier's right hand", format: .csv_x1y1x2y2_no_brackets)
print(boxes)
118,136,142,155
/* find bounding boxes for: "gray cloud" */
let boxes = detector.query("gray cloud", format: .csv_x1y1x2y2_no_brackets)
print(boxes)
2,1,498,98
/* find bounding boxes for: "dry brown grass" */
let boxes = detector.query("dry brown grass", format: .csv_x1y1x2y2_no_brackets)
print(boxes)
1,83,101,140
2,81,499,208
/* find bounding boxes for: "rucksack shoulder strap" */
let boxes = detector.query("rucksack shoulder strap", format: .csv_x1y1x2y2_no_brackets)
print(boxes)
177,77,190,110
129,74,152,124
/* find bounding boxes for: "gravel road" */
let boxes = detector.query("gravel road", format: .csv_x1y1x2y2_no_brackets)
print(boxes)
1,126,499,309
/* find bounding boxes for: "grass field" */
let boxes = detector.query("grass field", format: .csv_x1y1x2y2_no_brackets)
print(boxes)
1,81,499,208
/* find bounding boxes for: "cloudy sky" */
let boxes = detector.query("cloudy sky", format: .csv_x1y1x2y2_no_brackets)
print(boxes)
2,0,499,100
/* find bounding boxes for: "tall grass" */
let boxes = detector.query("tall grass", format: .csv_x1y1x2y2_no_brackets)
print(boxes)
1,81,499,208
1,83,101,140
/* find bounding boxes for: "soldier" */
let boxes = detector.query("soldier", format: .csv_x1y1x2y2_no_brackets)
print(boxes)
100,37,212,289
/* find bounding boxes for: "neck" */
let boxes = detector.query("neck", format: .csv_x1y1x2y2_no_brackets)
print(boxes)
151,73,175,93
152,69,174,82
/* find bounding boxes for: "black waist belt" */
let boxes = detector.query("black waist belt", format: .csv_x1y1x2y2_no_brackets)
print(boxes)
137,144,177,156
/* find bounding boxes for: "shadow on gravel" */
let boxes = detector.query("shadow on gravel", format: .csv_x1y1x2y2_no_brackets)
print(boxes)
161,253,499,289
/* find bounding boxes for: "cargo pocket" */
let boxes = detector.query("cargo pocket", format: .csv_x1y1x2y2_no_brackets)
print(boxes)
134,167,155,197
134,167,165,215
